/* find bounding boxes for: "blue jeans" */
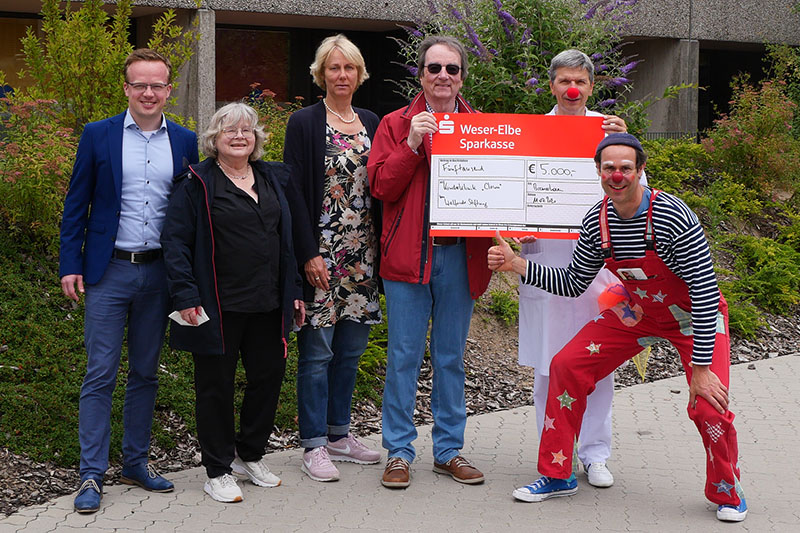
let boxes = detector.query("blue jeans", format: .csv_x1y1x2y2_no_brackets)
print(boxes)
381,243,474,464
296,320,372,448
79,257,169,479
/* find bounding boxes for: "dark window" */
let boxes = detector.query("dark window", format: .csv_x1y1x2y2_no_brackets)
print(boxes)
216,27,290,103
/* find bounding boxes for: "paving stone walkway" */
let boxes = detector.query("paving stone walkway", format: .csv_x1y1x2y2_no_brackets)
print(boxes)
2,355,797,532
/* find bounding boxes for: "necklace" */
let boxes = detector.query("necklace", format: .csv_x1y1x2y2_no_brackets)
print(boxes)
323,98,357,124
216,160,250,180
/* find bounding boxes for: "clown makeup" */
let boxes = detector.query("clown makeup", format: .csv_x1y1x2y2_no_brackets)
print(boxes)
598,145,644,219
600,159,638,184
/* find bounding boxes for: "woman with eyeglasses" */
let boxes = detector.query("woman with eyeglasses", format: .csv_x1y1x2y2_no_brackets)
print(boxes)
283,34,382,482
161,102,305,503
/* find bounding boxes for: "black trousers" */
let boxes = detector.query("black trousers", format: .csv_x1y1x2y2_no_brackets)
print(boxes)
193,309,286,478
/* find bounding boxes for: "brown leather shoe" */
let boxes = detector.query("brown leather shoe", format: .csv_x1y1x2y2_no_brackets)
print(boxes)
433,455,485,484
381,456,410,488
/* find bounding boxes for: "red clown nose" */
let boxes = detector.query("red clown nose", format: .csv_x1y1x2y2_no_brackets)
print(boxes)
611,170,625,183
566,87,580,99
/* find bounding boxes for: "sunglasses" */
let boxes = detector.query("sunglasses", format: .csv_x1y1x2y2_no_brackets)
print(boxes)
424,63,461,76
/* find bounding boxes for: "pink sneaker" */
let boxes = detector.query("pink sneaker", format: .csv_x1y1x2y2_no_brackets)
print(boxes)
326,434,381,465
301,446,340,482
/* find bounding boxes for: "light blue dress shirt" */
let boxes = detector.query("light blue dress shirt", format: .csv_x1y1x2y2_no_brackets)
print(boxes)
116,110,174,252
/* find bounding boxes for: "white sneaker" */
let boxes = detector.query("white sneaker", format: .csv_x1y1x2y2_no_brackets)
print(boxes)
584,462,614,488
204,473,243,503
301,446,340,482
231,456,281,487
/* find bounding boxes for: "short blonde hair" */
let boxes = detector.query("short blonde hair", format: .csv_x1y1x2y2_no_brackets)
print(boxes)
200,102,266,161
309,34,369,90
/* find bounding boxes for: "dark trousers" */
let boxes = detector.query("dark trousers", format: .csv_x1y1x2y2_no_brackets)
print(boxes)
193,310,286,478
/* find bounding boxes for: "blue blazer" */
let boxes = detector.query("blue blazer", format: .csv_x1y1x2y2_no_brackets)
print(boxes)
59,111,199,285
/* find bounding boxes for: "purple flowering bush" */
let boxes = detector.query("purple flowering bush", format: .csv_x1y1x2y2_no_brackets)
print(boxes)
392,0,642,117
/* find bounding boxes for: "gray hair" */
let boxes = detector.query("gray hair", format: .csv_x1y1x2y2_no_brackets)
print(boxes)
548,49,594,83
416,35,469,80
200,102,266,161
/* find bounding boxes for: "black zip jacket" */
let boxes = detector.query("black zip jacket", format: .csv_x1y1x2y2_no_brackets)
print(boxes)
161,157,302,355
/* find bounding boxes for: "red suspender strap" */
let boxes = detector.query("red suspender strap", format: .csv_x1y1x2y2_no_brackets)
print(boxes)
599,196,613,259
644,189,660,251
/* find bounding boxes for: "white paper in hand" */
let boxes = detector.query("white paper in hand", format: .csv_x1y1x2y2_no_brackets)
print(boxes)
168,308,210,327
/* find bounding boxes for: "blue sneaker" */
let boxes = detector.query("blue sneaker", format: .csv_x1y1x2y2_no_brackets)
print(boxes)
120,463,174,492
717,496,747,522
73,478,102,513
512,474,578,502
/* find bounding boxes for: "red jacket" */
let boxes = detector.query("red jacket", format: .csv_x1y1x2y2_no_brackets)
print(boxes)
367,92,492,300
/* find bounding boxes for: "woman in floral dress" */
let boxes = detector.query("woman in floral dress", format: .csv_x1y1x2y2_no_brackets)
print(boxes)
283,34,382,481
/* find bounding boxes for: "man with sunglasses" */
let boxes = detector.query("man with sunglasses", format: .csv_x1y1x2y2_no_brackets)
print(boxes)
60,48,198,513
488,133,746,522
368,35,493,489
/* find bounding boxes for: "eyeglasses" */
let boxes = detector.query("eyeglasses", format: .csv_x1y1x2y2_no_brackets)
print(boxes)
424,63,461,76
126,82,170,93
221,127,256,138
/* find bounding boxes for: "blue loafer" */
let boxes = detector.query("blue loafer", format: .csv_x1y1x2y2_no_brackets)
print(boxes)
74,478,102,513
120,463,174,492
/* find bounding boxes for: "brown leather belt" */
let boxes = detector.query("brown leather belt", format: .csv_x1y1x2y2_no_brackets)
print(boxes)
432,237,463,246
113,248,163,264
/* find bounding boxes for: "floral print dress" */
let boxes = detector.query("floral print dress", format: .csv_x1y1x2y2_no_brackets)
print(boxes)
306,124,381,328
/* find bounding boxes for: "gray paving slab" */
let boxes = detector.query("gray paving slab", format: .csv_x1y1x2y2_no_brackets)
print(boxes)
2,355,797,532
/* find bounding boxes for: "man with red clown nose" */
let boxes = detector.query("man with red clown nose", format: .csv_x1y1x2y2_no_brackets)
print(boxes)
516,49,640,491
488,133,747,522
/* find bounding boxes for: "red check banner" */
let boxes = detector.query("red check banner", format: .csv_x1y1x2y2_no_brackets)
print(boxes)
430,113,606,239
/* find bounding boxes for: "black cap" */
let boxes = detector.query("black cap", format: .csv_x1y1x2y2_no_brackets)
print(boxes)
595,133,644,159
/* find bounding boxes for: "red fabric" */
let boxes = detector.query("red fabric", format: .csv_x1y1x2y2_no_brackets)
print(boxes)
537,194,742,506
367,92,492,299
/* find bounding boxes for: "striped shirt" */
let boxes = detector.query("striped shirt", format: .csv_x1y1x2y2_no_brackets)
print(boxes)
522,188,720,365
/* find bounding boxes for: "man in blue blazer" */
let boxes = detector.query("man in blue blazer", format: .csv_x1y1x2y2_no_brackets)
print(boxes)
59,49,199,513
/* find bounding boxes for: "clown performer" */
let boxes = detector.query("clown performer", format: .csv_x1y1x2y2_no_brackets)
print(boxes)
488,133,746,522
517,49,644,489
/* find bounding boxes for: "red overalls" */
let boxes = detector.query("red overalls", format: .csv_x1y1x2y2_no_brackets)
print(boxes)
537,190,743,506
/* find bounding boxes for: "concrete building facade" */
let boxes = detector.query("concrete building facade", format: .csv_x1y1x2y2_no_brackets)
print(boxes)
1,0,799,134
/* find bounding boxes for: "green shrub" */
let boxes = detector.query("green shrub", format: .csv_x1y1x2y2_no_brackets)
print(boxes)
9,0,199,131
777,210,800,252
0,221,388,465
701,173,764,227
0,227,86,465
642,138,710,194
717,278,765,339
702,76,800,198
719,234,800,315
487,289,519,326
247,85,304,162
0,98,77,252
766,43,800,140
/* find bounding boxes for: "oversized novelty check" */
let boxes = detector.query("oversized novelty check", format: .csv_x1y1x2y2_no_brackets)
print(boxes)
430,113,606,239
